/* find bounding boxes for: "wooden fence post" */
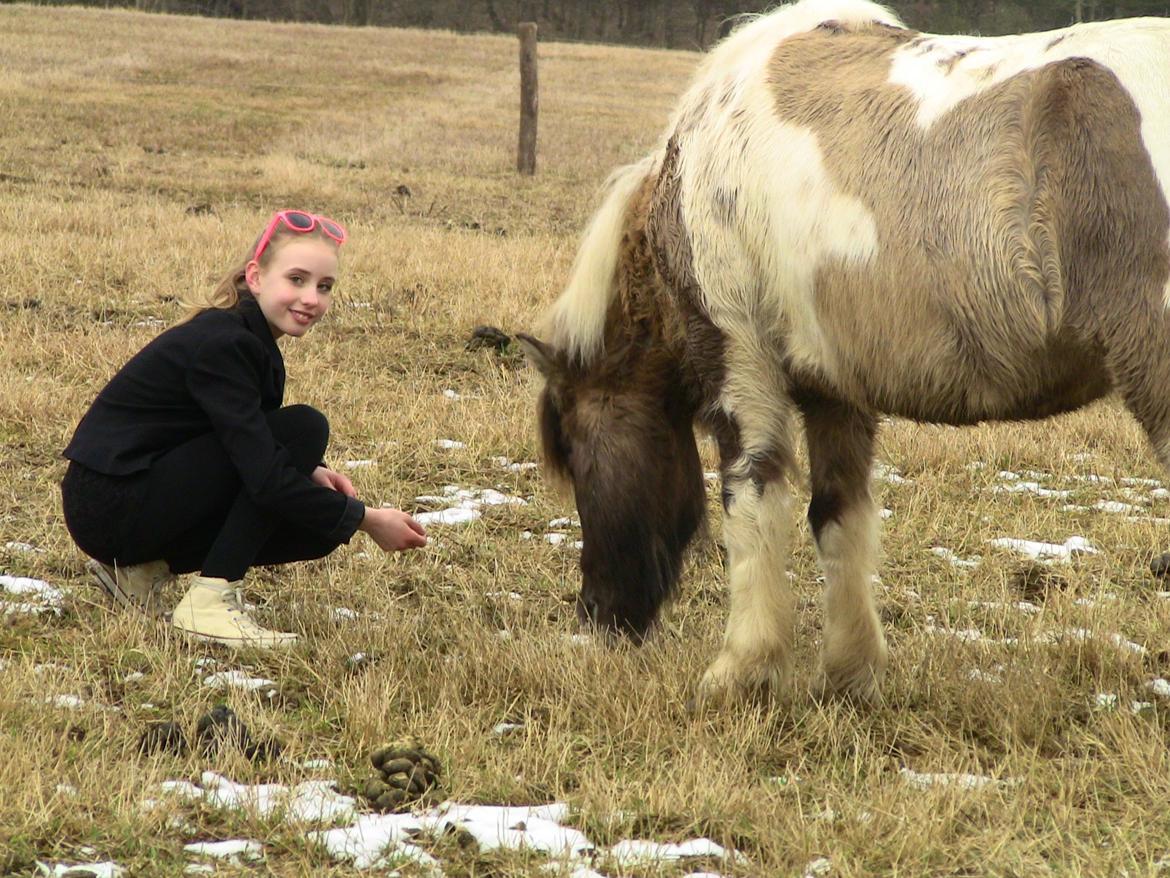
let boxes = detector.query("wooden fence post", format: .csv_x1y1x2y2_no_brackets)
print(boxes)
517,22,538,175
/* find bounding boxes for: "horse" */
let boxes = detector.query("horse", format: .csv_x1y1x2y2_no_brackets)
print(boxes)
517,0,1170,706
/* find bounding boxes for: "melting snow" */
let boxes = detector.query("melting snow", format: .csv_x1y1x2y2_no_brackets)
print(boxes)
873,463,910,484
202,670,276,691
5,541,44,554
415,507,482,526
36,862,125,877
0,574,65,615
987,536,1097,563
410,485,527,527
899,768,1014,791
608,838,743,864
492,455,540,473
993,481,1070,499
183,839,264,861
931,547,982,569
435,439,466,450
158,772,357,823
343,459,376,469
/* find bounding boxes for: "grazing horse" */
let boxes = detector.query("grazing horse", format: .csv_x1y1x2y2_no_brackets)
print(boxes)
518,0,1170,705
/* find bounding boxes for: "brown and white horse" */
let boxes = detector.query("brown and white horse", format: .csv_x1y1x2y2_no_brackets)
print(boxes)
518,0,1170,705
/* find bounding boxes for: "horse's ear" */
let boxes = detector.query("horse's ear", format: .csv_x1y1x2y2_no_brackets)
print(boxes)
515,333,564,382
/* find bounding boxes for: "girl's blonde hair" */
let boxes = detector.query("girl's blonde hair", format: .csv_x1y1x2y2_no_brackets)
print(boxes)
182,221,343,319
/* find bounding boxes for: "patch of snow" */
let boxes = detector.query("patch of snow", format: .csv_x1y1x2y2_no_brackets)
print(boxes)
804,858,833,878
970,599,1042,615
987,536,1097,563
183,839,264,862
5,541,44,554
435,439,466,450
966,668,1003,684
202,671,276,691
1094,500,1143,514
443,389,461,400
992,481,1070,499
1149,679,1170,699
873,463,910,485
343,460,376,469
415,507,482,526
311,812,438,869
36,862,125,878
899,768,1013,791
608,838,743,865
493,722,524,736
0,574,65,614
159,772,357,824
931,547,981,569
331,606,359,622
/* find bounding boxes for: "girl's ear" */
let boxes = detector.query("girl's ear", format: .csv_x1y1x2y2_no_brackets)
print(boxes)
244,260,262,293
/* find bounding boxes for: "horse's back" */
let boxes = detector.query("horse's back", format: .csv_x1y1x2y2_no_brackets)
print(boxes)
662,13,1170,423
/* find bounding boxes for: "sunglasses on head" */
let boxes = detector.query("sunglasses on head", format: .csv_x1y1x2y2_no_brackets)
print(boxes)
253,210,347,262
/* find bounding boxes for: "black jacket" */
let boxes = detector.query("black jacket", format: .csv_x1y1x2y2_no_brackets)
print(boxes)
63,294,364,543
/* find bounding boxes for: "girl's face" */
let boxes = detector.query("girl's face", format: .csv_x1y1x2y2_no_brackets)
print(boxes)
245,238,339,339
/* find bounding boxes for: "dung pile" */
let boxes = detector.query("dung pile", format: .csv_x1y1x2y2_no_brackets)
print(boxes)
356,741,442,812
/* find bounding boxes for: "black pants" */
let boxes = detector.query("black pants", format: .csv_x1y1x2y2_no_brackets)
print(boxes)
62,405,344,581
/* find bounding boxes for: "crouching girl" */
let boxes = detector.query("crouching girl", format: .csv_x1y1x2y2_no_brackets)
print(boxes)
61,210,426,648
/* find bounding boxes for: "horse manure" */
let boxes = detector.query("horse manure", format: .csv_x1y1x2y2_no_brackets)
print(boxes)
1010,562,1068,603
465,325,512,353
140,720,188,756
1151,552,1170,579
195,704,283,762
358,740,443,812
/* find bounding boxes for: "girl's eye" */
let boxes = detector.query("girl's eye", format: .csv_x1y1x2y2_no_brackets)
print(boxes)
318,283,333,295
289,275,305,285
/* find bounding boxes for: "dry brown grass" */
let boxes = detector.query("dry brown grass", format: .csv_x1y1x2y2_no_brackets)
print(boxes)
3,4,1170,876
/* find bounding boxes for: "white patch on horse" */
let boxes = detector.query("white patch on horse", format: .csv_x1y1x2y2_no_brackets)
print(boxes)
676,76,880,380
887,19,1170,307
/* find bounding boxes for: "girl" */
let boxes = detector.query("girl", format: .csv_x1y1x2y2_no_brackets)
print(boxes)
61,210,427,648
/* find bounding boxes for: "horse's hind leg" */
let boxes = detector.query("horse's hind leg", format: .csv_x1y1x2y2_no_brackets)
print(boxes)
695,351,799,706
798,391,887,702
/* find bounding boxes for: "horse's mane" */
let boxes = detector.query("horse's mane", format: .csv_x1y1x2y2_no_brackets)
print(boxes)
542,153,661,366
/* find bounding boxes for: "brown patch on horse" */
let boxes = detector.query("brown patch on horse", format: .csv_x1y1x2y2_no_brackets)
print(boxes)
763,28,1168,425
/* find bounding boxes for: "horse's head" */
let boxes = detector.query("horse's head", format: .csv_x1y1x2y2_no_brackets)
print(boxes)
517,331,706,641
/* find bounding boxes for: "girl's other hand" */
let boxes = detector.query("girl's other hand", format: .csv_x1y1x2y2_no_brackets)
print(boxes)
312,466,357,497
359,507,428,552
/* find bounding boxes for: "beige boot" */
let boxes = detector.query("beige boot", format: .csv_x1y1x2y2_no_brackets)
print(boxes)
89,559,173,617
171,576,298,649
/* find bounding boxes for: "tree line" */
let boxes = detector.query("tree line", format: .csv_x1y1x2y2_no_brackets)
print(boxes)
23,0,1170,45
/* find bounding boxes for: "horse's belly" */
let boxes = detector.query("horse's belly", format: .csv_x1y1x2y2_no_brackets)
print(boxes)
839,334,1112,424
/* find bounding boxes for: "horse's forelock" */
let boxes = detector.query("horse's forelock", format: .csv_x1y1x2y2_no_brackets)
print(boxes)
544,154,661,366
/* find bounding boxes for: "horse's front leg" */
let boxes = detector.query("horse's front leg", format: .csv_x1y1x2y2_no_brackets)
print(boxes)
694,392,799,707
799,392,887,702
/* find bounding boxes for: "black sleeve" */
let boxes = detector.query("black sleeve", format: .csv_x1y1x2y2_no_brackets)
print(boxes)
186,332,364,542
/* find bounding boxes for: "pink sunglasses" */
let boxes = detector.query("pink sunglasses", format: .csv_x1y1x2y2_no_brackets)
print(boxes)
253,210,347,262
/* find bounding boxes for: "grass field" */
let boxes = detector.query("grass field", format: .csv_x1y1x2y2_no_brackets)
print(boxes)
3,4,1170,876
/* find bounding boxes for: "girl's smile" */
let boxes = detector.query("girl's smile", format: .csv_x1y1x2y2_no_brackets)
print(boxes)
245,238,339,339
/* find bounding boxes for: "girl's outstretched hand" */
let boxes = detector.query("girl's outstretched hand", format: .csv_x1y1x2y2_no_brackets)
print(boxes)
359,507,427,552
312,466,357,498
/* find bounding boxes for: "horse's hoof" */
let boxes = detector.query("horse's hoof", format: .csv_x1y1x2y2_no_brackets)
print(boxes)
688,654,787,713
814,657,886,705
